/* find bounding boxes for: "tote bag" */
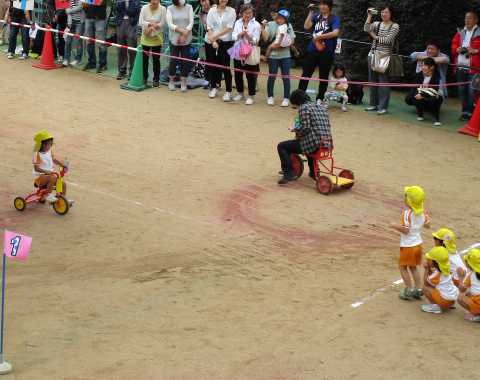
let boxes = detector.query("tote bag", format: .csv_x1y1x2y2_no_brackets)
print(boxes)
388,36,404,78
245,46,260,65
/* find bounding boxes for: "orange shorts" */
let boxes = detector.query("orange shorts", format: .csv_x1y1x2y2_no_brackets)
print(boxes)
399,244,423,266
469,295,480,314
432,289,455,308
34,175,45,187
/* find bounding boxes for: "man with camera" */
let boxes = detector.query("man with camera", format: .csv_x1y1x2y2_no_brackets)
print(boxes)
298,0,339,106
452,11,480,121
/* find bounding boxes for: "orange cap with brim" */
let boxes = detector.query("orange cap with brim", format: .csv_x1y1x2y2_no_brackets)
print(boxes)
404,186,425,215
432,228,456,254
426,247,450,275
464,249,480,274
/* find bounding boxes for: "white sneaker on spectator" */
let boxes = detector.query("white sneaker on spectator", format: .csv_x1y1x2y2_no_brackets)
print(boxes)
209,88,218,98
168,83,175,91
57,55,63,63
324,102,330,109
223,92,231,102
69,60,81,67
6,53,13,59
19,53,28,60
342,106,348,112
181,83,187,92
62,60,69,67
316,99,322,106
233,94,246,101
245,98,254,105
45,194,58,203
377,109,387,115
267,97,274,106
281,98,290,107
434,118,442,126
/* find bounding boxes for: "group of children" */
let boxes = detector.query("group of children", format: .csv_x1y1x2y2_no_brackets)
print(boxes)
390,186,480,322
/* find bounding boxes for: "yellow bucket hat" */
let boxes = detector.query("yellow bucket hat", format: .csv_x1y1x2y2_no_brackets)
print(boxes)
33,131,54,152
404,186,425,215
464,249,480,274
432,228,456,254
426,247,450,275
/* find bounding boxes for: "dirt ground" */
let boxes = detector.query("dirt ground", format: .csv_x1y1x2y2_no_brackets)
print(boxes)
1,59,480,380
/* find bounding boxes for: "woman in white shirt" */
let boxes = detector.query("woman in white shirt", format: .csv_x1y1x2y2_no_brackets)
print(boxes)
231,4,260,105
139,0,167,87
206,0,236,101
166,0,194,92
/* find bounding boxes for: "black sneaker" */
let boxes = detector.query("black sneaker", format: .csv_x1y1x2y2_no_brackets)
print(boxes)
278,175,298,185
82,62,96,71
116,72,127,80
459,113,469,121
97,64,107,73
153,78,159,87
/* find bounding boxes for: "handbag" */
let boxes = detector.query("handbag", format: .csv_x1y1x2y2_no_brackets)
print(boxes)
239,41,253,57
388,36,404,78
370,23,390,73
245,46,260,65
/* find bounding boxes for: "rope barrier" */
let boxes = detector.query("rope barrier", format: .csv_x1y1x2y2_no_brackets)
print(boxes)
1,20,474,88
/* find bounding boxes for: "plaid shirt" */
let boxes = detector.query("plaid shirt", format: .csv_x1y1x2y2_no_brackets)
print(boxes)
294,102,332,154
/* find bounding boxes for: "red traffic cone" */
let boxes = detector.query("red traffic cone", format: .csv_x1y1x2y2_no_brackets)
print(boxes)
32,26,62,70
458,97,480,137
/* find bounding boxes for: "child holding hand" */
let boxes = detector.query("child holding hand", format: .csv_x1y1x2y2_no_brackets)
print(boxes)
421,246,459,314
389,186,430,299
457,249,480,322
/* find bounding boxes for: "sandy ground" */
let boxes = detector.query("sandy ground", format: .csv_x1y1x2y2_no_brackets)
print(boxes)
1,59,480,380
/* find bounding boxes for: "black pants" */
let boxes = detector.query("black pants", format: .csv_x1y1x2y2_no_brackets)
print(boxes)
169,43,190,79
405,90,443,119
298,51,334,101
234,59,257,96
277,140,317,177
143,45,162,81
52,14,67,57
206,41,233,91
205,42,213,83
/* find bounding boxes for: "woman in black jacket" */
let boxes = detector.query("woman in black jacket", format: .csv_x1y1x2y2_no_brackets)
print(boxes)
405,57,444,126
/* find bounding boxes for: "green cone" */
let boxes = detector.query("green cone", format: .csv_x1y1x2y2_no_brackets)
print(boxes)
120,45,152,92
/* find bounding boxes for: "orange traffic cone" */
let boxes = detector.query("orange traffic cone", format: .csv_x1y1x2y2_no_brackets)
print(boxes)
32,26,62,70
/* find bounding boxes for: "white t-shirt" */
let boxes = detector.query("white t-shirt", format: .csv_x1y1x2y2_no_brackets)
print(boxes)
205,6,236,43
328,77,348,93
274,23,291,47
462,271,480,296
427,269,459,301
422,76,432,85
32,150,55,179
449,252,467,281
400,209,429,247
457,26,477,67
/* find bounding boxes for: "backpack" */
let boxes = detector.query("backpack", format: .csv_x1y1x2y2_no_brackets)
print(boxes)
192,58,206,78
313,13,337,51
346,84,364,105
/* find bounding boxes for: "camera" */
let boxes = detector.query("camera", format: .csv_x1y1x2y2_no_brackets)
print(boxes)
309,5,319,11
461,47,469,54
367,8,378,14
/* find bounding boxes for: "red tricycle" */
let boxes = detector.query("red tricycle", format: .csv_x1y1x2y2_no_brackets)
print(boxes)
14,160,71,215
291,139,355,195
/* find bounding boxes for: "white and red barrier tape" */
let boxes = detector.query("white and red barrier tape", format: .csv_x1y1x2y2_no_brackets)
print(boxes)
1,20,474,88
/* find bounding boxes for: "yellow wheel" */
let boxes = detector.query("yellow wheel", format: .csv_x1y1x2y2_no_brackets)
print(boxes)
14,197,26,211
52,195,69,215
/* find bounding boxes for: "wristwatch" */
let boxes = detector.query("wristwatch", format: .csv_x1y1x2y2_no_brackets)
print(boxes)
476,49,479,54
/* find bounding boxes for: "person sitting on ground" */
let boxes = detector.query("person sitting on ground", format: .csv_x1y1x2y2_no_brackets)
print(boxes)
323,63,348,112
452,11,480,121
260,9,298,61
410,39,449,99
405,57,444,126
277,89,332,185
4,5,33,60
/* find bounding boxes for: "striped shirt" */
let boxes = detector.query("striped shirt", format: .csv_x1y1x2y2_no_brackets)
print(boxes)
364,21,399,57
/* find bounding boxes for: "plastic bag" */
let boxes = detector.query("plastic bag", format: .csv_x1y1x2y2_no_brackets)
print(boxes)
239,41,253,57
227,43,241,60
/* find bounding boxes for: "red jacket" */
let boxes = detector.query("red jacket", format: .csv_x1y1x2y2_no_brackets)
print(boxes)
451,27,480,74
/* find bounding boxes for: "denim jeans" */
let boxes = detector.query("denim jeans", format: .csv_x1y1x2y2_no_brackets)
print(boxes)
367,55,391,110
8,15,29,55
267,57,291,98
457,69,475,115
85,18,107,65
64,20,85,63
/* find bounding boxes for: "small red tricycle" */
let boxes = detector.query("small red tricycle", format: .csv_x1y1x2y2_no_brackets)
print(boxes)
291,139,355,195
14,160,71,215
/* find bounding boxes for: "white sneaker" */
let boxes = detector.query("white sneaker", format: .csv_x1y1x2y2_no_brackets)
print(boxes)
233,94,246,101
281,98,290,107
6,53,13,59
68,199,75,206
267,97,274,106
45,194,58,203
209,88,218,98
324,102,330,109
342,106,347,112
181,83,187,92
62,60,69,67
223,92,231,102
57,55,63,63
69,60,81,67
245,98,254,105
168,83,175,91
316,99,322,106
18,53,28,60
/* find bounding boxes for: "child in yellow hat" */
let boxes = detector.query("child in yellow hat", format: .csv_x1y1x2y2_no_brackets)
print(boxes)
456,249,480,322
421,247,459,313
432,228,466,288
389,186,430,299
32,131,74,204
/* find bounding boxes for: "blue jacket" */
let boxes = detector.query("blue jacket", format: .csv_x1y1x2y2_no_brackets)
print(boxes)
115,0,141,28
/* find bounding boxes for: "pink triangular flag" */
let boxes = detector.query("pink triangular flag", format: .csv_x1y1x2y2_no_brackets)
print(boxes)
4,230,32,260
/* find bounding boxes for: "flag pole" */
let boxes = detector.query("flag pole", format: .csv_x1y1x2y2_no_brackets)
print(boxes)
0,253,12,374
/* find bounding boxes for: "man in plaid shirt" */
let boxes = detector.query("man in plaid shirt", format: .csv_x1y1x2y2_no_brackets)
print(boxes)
277,89,332,184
